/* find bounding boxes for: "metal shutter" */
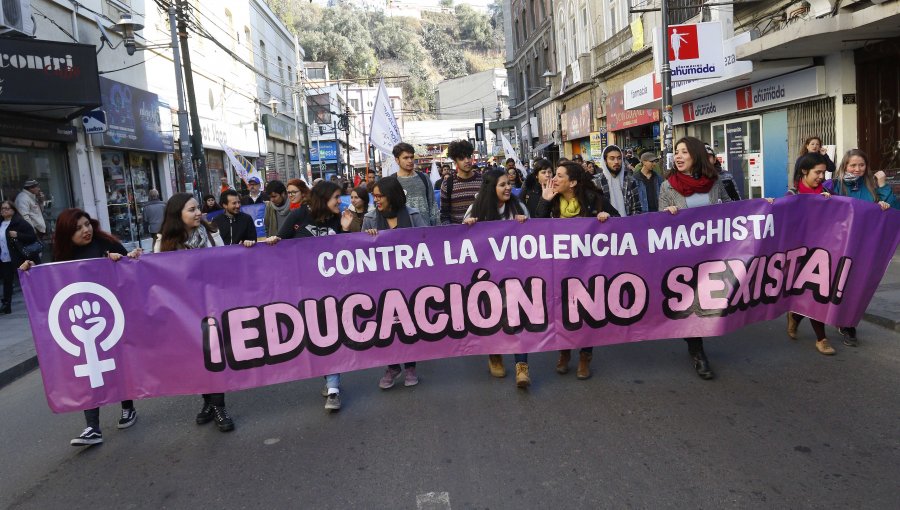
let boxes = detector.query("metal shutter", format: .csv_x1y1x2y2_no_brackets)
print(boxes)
787,97,836,171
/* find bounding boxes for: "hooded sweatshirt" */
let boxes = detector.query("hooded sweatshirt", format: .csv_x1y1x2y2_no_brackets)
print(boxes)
593,144,641,216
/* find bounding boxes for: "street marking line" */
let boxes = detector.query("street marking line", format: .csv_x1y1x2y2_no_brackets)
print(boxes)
416,492,451,510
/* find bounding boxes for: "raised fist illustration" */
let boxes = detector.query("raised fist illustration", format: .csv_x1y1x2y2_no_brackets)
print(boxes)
69,300,106,346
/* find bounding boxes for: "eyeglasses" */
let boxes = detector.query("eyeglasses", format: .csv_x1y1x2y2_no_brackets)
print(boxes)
372,193,384,199
287,191,300,195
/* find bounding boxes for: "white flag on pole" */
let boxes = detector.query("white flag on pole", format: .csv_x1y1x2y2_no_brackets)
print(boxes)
369,79,402,175
430,161,440,184
499,132,525,173
220,141,262,185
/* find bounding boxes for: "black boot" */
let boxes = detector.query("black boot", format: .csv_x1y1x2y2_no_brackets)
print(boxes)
212,406,234,432
196,401,214,425
691,351,714,380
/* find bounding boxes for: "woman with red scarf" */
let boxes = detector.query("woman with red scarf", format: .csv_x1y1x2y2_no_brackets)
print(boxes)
659,136,733,380
785,152,838,355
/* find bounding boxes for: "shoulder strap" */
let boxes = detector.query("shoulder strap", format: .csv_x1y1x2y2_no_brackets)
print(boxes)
417,171,434,209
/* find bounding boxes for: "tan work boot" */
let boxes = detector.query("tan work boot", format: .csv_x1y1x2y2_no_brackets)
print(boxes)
576,351,593,380
815,339,836,355
515,362,530,388
488,355,506,378
787,313,799,339
556,350,571,374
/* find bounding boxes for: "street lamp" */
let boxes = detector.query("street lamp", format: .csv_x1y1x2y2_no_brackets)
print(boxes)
268,97,279,116
113,13,144,56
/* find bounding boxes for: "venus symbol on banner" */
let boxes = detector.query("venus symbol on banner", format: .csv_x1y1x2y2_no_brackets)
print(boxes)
47,282,125,388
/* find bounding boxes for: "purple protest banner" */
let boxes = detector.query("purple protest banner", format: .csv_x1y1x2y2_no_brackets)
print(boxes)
20,197,900,413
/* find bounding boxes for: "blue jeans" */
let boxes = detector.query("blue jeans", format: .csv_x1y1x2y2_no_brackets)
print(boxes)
325,374,340,391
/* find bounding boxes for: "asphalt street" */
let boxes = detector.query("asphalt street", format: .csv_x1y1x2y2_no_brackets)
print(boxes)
1,317,898,509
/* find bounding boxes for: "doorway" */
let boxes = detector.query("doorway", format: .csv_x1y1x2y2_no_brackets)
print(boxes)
712,116,764,198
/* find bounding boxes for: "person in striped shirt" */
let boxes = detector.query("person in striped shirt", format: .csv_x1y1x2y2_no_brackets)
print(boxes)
440,139,482,225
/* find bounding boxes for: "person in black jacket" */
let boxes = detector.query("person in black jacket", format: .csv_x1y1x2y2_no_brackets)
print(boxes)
1,200,38,314
535,161,619,380
19,208,142,446
211,190,257,246
520,158,553,217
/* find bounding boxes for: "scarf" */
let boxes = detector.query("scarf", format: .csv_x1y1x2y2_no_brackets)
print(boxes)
559,196,581,218
185,224,211,249
290,201,302,210
797,180,823,195
375,207,412,230
667,171,715,197
603,167,626,217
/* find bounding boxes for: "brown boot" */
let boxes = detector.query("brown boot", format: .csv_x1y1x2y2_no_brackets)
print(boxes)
787,313,799,339
488,355,506,378
515,362,530,388
556,350,571,374
576,351,592,380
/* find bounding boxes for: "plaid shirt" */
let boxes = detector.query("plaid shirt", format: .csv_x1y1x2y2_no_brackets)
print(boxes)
593,170,643,216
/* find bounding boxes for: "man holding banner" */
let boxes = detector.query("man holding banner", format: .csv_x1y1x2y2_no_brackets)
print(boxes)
211,190,257,247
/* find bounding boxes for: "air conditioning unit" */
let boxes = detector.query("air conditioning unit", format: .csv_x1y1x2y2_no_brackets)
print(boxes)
0,0,35,37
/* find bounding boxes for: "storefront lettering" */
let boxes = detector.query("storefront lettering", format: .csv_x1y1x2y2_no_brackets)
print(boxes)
695,102,717,117
753,85,786,104
0,52,73,72
631,86,648,99
672,64,718,78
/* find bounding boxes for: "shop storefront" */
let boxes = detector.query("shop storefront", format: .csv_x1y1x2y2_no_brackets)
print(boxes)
94,77,173,245
606,91,660,154
561,102,592,159
200,118,262,193
0,38,101,259
855,36,900,191
671,67,826,199
262,114,300,182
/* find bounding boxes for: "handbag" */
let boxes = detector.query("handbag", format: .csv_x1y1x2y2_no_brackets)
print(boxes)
13,238,43,263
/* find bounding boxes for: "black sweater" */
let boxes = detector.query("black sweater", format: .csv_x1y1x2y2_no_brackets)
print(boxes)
211,212,257,245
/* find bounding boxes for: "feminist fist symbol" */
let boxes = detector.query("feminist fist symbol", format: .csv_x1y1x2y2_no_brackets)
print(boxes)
48,283,124,389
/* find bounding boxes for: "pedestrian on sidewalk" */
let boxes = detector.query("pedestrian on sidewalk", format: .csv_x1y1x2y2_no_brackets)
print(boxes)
155,193,236,432
535,161,619,380
363,175,428,390
142,189,165,246
266,181,354,412
785,153,840,355
463,169,532,388
1,200,38,314
826,149,899,346
440,140,482,225
15,180,46,236
661,137,734,380
19,208,142,445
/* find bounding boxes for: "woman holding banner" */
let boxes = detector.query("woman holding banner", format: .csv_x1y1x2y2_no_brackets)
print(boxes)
266,181,354,412
155,193,236,431
826,149,899,346
535,161,619,380
20,208,142,446
785,153,840,355
463,169,532,387
660,136,734,380
362,175,428,389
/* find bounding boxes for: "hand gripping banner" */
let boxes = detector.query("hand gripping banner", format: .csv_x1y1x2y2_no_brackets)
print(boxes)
20,197,900,412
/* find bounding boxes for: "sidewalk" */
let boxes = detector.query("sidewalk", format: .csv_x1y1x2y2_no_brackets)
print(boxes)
2,248,899,390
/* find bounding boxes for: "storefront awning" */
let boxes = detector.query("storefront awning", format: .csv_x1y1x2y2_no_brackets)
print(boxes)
736,3,900,61
0,38,101,121
533,141,555,152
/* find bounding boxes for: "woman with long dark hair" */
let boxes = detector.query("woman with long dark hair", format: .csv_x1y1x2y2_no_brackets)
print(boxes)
363,175,428,389
535,161,619,380
659,136,734,380
345,186,369,233
463,169,532,387
201,194,222,214
154,193,236,431
20,208,141,446
266,181,352,411
520,158,553,217
794,136,836,178
1,200,37,314
785,153,840,355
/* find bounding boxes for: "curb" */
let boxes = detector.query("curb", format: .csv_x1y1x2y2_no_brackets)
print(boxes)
0,354,38,391
862,312,900,333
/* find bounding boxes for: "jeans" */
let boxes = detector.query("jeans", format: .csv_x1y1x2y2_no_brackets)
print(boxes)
388,362,416,371
84,400,133,430
325,373,340,391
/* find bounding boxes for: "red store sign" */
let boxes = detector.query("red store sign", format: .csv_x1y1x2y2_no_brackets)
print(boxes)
606,91,660,131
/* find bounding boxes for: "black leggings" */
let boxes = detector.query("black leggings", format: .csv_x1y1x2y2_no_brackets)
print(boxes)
1,260,13,305
685,337,704,354
790,313,827,340
202,393,225,406
388,363,416,371
84,401,134,430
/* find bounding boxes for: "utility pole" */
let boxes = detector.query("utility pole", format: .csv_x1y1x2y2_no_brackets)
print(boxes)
660,0,674,172
177,0,208,195
344,82,352,179
481,106,487,158
168,2,196,197
523,73,531,159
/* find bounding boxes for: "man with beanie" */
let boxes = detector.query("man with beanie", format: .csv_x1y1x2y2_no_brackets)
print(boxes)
633,152,663,213
15,179,45,235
